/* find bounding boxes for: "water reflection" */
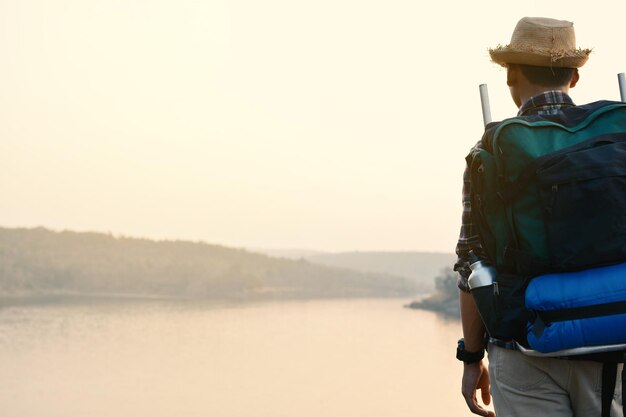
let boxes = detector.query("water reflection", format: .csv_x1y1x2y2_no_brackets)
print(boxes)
0,298,468,417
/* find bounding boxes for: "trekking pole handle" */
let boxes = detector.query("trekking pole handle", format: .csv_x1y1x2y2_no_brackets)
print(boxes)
618,73,626,102
479,84,492,126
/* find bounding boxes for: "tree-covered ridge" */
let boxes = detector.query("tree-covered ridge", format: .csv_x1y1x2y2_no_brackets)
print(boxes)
0,227,417,301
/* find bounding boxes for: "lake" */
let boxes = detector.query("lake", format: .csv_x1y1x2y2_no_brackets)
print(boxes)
0,298,476,417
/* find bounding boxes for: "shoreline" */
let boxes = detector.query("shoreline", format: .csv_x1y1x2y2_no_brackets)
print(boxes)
0,291,416,309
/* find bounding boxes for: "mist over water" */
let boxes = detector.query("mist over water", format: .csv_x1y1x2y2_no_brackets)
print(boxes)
0,298,471,417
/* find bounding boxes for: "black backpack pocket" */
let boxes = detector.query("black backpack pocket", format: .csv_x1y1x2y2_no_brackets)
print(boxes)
491,272,529,342
536,135,626,270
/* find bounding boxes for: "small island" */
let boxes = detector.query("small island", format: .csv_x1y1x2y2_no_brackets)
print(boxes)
405,267,459,319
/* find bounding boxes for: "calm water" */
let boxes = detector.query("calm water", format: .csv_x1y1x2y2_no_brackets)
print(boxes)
0,298,476,417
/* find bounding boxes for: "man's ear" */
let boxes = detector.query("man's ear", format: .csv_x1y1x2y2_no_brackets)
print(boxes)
569,69,579,88
506,64,518,87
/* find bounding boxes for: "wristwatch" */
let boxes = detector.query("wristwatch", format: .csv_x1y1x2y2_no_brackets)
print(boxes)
456,338,485,364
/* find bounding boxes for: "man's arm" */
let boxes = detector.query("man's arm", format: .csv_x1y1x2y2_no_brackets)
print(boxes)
460,290,495,417
455,148,495,416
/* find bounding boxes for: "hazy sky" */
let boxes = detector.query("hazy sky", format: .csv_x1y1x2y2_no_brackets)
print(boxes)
2,0,625,252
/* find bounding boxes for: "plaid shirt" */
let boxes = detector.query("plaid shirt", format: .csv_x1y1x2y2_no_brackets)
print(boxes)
455,91,575,291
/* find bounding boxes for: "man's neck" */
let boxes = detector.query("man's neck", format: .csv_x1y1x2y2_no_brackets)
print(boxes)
519,86,569,108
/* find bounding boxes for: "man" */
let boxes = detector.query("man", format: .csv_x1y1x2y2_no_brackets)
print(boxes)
454,17,623,417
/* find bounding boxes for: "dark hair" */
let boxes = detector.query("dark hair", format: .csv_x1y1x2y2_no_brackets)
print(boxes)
513,64,576,87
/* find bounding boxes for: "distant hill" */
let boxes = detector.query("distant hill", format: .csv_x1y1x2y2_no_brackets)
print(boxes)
0,227,417,303
301,251,456,292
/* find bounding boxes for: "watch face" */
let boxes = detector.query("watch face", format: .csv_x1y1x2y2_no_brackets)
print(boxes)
456,340,466,361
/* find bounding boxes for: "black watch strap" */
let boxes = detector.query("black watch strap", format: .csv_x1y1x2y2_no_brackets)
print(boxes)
456,338,485,364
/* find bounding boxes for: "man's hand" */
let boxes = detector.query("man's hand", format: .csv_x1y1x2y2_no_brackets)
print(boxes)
461,360,496,417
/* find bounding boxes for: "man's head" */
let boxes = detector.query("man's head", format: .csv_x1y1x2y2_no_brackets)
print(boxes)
509,65,577,87
505,64,580,107
489,17,590,107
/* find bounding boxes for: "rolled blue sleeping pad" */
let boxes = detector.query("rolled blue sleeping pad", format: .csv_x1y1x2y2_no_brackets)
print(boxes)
526,261,626,353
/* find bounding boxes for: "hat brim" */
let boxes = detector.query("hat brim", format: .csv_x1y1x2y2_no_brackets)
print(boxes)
489,46,591,68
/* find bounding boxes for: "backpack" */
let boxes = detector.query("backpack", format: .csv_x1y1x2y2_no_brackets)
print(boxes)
467,100,626,346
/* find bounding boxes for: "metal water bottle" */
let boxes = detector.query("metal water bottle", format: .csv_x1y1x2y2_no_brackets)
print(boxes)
468,252,497,291
467,251,498,335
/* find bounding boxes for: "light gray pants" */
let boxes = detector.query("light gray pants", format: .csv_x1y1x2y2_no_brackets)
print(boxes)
488,344,623,417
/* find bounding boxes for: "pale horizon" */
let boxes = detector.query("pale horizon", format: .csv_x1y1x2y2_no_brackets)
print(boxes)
2,0,625,253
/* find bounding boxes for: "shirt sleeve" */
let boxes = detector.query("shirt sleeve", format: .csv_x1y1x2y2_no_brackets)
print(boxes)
454,141,483,292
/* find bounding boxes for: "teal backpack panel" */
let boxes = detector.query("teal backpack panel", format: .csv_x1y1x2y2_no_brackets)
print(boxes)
466,148,508,267
471,101,626,273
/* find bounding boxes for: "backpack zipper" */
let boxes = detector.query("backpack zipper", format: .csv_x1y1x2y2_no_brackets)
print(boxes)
548,184,559,216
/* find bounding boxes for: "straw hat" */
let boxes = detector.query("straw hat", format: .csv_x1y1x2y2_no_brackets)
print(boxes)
489,17,591,68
